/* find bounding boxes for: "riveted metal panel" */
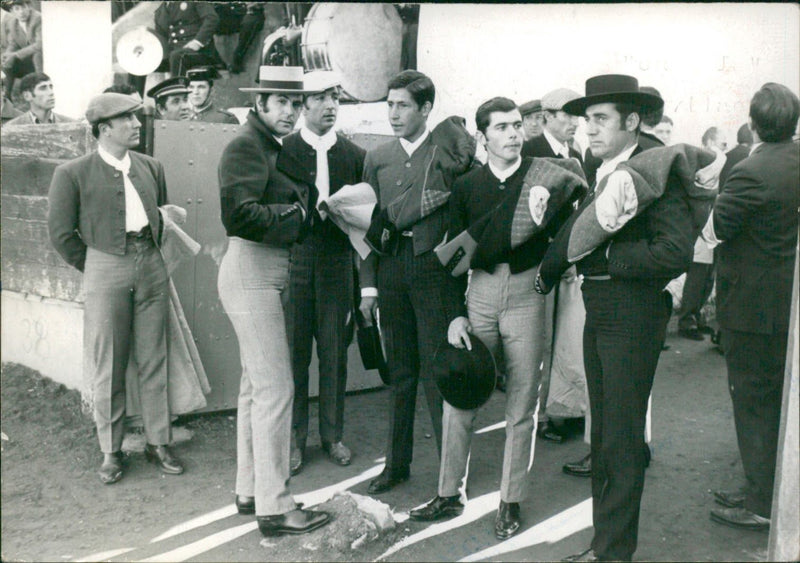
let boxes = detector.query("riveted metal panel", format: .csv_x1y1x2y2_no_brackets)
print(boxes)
154,120,381,412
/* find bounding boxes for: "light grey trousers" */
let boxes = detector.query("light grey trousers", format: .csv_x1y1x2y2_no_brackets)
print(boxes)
439,265,545,503
217,237,297,516
83,238,170,453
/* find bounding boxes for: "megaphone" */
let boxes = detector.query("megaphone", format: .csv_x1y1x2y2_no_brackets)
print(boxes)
117,27,163,76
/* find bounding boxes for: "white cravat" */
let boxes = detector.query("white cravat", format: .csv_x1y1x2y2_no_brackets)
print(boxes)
98,145,149,232
300,126,337,216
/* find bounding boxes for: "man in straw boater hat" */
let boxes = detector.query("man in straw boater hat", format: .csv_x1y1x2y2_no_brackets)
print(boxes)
48,92,184,485
216,65,330,538
541,74,696,562
276,70,366,475
409,96,586,540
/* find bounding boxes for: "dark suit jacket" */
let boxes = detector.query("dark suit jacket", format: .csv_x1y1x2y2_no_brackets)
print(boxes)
218,110,310,246
719,144,750,188
48,150,167,272
522,133,583,163
713,141,799,334
154,1,219,51
278,131,366,251
637,131,665,151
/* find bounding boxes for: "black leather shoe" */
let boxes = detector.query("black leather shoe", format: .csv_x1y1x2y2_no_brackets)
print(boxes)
678,327,705,341
409,495,464,522
562,547,599,561
537,420,565,443
713,489,746,508
367,467,410,495
290,444,304,476
710,507,770,531
98,452,124,484
257,508,330,537
235,495,255,515
322,441,351,466
563,453,592,477
144,444,184,475
495,501,521,540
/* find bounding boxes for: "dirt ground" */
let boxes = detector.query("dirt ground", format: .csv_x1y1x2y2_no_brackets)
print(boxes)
0,321,778,562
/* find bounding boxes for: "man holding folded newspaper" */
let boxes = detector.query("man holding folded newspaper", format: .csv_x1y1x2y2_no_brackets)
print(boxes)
358,70,477,496
409,96,586,540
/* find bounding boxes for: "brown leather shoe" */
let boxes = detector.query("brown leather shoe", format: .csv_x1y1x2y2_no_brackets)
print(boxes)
98,452,124,484
710,507,770,531
322,441,351,466
144,444,184,475
563,453,592,477
367,467,410,495
409,495,464,521
713,488,746,508
257,508,330,536
495,501,521,540
235,495,255,515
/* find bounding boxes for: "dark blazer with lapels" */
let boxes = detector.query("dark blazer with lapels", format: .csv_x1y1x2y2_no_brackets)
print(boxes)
522,133,583,164
277,130,366,251
713,140,799,334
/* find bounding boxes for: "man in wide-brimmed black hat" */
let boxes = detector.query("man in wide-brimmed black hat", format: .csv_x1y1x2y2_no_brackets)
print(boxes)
551,74,696,562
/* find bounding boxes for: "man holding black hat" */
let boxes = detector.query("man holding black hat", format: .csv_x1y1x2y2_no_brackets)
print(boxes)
147,76,192,121
48,92,183,485
410,97,583,540
278,71,365,474
186,66,238,124
550,75,695,562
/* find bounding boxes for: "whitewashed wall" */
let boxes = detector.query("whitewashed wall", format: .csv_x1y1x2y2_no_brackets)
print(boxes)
419,3,800,149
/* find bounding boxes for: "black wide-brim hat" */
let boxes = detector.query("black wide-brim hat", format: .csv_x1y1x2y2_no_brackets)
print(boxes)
562,74,664,117
433,336,496,410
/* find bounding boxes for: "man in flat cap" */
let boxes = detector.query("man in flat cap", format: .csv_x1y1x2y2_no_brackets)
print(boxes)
522,88,583,162
277,71,365,475
186,66,238,124
147,76,192,121
519,99,543,141
548,74,694,562
48,92,184,485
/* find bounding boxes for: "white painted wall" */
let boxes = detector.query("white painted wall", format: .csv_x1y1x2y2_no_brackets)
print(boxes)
419,3,800,150
41,1,113,120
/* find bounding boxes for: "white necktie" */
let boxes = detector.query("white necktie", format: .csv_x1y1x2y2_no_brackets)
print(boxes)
100,149,149,232
302,129,337,218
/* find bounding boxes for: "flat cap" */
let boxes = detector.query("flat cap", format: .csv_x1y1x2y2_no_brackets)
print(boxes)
147,76,190,100
519,99,542,116
85,92,143,124
541,88,582,111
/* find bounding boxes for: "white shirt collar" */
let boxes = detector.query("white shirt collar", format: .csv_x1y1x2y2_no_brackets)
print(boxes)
97,144,131,172
399,127,430,157
543,127,570,158
300,125,337,150
488,156,522,183
749,142,763,156
595,143,638,186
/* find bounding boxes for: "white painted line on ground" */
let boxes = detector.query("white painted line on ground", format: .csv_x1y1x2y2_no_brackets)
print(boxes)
458,497,593,562
475,421,505,434
140,464,385,562
150,505,238,543
140,522,257,562
376,491,501,561
72,547,135,562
